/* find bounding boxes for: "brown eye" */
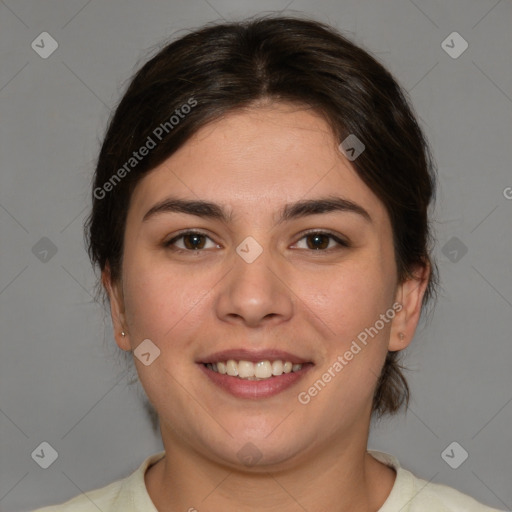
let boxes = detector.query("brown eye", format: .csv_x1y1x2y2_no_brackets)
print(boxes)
184,233,205,250
295,231,349,251
164,231,217,251
306,233,330,250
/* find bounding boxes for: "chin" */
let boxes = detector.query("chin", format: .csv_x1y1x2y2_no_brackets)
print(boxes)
200,432,310,472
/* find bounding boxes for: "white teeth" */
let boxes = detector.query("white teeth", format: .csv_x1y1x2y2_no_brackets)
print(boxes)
272,360,284,376
206,359,304,380
255,360,273,379
226,360,239,376
238,360,254,378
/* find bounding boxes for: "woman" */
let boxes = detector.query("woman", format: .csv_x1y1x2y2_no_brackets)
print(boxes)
33,15,504,512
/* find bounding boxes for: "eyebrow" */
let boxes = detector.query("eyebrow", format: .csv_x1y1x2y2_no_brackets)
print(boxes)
142,195,372,225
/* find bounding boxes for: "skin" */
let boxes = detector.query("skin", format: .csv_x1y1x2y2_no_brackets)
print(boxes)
104,101,429,512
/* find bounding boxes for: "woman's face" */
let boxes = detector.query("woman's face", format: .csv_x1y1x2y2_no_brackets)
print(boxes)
106,102,425,469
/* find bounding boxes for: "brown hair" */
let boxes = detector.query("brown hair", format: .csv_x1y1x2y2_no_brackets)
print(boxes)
85,15,438,421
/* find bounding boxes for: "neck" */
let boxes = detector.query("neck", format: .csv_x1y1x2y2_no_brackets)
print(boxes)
145,426,396,512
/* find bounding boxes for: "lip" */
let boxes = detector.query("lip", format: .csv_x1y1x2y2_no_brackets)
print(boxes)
198,348,311,365
199,362,314,399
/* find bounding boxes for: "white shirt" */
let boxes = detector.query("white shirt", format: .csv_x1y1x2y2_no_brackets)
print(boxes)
31,450,505,511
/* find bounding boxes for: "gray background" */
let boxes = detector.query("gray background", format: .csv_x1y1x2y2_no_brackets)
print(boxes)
1,0,511,510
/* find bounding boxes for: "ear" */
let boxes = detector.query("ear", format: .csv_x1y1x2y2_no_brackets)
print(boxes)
388,262,430,352
102,263,131,351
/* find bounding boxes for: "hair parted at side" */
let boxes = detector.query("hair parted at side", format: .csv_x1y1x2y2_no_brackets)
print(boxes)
85,14,439,420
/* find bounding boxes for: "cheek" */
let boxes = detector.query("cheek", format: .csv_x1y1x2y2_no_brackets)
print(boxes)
305,252,395,405
309,255,394,339
121,253,216,343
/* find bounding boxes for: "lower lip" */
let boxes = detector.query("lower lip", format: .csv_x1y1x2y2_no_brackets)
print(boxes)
198,363,313,399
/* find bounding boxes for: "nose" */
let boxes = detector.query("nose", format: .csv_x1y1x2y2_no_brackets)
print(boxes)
215,240,294,329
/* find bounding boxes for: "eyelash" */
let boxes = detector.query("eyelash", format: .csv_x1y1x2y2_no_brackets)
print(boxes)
163,230,350,254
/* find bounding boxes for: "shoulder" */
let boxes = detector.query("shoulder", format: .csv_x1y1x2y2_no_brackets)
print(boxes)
369,450,505,512
407,476,505,512
30,451,166,512
29,478,124,512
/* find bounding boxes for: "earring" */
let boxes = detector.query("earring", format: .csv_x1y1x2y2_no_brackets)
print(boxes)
399,332,405,341
121,331,126,337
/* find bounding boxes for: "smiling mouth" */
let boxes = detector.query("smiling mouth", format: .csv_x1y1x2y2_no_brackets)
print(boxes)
203,359,312,380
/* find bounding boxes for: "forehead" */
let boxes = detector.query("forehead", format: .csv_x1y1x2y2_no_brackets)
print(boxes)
128,104,388,225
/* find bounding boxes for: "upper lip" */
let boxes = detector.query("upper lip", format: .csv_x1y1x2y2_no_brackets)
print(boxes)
198,349,312,365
